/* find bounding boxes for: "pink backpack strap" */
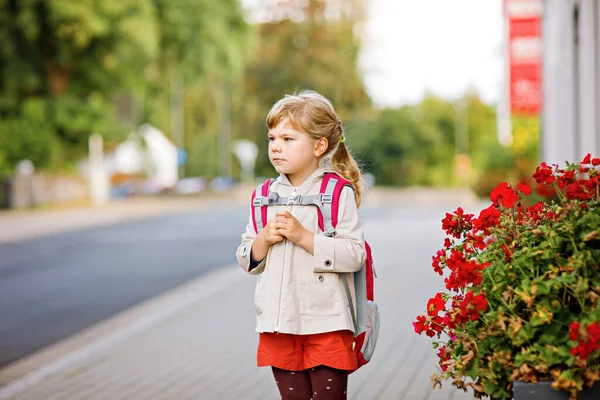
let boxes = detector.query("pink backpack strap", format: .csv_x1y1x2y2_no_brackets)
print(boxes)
317,173,353,236
365,242,374,301
251,179,274,234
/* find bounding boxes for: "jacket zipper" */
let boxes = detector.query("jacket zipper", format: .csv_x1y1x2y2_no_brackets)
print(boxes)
274,185,296,332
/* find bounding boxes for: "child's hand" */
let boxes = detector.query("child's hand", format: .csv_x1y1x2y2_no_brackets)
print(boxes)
260,217,285,246
275,211,309,245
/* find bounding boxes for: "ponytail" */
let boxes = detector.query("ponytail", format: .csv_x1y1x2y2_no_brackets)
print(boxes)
332,142,362,207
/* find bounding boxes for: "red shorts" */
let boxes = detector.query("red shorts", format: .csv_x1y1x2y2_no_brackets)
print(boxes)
257,330,357,371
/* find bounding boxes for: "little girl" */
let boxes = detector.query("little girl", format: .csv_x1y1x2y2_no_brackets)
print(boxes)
236,90,366,400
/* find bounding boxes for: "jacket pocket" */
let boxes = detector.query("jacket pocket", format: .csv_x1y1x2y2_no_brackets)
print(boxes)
301,273,342,316
254,273,266,315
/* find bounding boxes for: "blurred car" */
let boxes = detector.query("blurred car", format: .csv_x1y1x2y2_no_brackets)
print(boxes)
209,176,238,192
176,177,207,195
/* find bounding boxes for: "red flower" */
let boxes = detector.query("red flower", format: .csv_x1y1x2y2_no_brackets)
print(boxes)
441,207,474,239
490,182,508,201
533,162,556,185
569,322,580,341
565,181,588,200
437,345,451,372
526,201,544,221
432,255,444,276
517,183,532,195
490,182,519,208
501,243,512,261
472,293,488,311
535,182,556,198
444,274,462,292
569,321,600,359
442,313,455,330
581,176,599,194
427,293,446,317
582,153,591,164
456,291,488,322
431,316,444,333
444,251,487,292
425,328,437,337
473,205,501,234
557,170,576,190
466,232,486,251
413,315,429,334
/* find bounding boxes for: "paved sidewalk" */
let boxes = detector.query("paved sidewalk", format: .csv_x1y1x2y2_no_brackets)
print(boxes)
0,200,483,399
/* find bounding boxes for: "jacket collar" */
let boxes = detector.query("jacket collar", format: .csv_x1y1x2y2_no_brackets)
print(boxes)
277,167,333,189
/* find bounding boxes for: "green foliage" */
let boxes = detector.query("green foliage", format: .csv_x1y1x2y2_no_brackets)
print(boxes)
154,0,251,82
0,0,158,103
0,118,55,169
415,155,600,399
472,117,540,198
345,94,499,187
51,94,128,160
137,0,253,178
348,107,450,186
0,0,159,174
0,0,252,177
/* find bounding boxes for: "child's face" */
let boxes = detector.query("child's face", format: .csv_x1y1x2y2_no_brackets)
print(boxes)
268,120,326,181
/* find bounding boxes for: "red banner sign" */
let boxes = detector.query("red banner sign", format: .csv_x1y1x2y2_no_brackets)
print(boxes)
505,0,542,115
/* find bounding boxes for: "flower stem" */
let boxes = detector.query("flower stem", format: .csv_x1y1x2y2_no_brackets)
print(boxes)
552,181,566,204
570,236,579,254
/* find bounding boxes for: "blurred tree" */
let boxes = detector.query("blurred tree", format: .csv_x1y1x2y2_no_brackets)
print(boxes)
0,120,54,169
146,0,253,178
153,0,250,83
470,115,540,198
348,106,449,186
347,93,503,188
0,0,158,170
0,0,157,103
462,94,498,172
0,0,254,177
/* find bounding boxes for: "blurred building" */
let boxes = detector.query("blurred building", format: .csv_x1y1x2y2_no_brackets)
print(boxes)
500,0,543,146
542,0,600,163
113,124,179,191
77,124,179,197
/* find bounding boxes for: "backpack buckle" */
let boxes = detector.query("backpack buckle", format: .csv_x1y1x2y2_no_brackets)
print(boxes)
321,193,333,204
253,197,263,207
287,194,302,205
268,192,280,204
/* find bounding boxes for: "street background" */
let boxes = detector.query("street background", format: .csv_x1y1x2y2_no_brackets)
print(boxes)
0,0,561,398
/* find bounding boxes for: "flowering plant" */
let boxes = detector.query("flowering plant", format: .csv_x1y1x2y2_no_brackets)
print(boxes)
413,155,600,400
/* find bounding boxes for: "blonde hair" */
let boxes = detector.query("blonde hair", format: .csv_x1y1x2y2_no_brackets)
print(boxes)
266,90,362,206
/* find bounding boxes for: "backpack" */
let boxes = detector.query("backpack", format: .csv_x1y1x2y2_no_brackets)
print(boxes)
251,172,380,371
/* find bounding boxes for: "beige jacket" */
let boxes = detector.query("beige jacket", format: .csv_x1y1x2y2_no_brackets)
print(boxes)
236,167,366,335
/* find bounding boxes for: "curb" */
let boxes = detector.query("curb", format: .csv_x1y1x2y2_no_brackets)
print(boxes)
0,265,243,397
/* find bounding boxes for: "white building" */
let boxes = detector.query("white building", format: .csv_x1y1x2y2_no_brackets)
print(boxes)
542,0,600,164
113,124,179,190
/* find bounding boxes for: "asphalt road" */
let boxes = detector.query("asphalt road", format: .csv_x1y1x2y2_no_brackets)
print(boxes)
0,206,252,368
